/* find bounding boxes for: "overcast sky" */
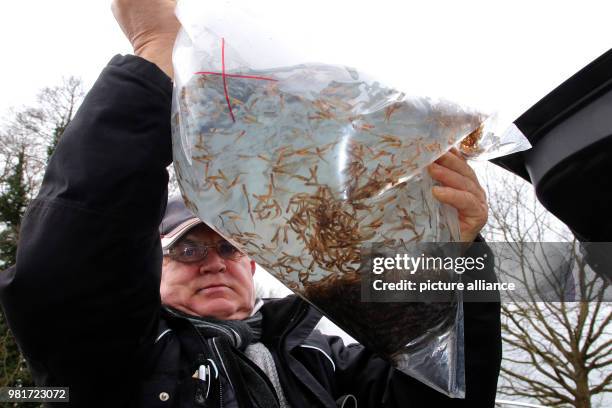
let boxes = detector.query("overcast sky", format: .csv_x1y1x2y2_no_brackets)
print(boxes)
0,0,610,126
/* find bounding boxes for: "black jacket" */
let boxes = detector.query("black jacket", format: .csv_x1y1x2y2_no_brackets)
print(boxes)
0,55,501,407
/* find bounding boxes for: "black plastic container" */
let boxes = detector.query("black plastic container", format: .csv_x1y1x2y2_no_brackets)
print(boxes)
492,49,612,279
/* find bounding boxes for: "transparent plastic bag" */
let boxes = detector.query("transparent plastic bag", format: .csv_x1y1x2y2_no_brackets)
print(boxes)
171,0,530,398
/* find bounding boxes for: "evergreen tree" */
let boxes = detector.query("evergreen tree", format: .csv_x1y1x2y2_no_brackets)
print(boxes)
46,124,66,160
0,148,34,402
0,149,28,269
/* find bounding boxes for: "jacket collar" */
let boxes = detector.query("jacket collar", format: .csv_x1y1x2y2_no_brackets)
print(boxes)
260,295,322,349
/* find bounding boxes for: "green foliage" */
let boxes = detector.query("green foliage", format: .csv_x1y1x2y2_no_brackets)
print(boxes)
0,150,28,269
0,311,34,389
0,149,36,408
47,124,67,161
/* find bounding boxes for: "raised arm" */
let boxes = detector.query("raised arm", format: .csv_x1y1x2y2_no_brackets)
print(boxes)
0,1,179,404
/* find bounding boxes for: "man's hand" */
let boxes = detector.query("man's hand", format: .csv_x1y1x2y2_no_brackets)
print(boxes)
111,0,180,78
428,148,488,243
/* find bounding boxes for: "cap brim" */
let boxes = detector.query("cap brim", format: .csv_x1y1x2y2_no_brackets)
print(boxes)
160,218,203,249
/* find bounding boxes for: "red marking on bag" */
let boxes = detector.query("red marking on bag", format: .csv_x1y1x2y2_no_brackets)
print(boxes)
194,38,278,123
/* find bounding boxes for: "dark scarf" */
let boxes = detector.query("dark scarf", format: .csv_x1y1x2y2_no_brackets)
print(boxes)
164,306,279,408
164,306,262,351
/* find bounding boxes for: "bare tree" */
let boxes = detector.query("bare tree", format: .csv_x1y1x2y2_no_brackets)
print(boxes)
0,76,83,195
484,165,611,408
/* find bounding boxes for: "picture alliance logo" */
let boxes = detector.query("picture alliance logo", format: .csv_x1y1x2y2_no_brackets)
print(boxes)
372,253,488,275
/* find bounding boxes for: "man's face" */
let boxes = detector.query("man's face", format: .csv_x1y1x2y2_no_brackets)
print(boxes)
160,225,256,320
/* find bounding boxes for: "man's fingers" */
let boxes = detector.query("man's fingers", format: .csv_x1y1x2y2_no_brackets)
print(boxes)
433,150,486,201
431,186,485,215
430,153,489,242
428,162,485,202
449,147,463,158
435,151,476,181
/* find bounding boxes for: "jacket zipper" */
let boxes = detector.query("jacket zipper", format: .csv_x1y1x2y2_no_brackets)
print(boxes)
189,324,224,407
274,301,310,407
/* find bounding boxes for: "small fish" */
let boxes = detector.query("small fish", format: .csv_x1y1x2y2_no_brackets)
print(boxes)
384,103,402,122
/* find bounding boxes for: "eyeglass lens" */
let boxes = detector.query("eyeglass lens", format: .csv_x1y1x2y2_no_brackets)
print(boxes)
170,240,242,262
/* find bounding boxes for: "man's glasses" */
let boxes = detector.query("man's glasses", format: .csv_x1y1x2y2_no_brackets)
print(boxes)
163,239,245,263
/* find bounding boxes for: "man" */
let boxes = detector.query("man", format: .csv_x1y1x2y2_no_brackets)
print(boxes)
159,198,259,321
0,0,500,406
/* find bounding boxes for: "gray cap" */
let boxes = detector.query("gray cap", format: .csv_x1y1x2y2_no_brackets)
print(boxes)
159,195,203,249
